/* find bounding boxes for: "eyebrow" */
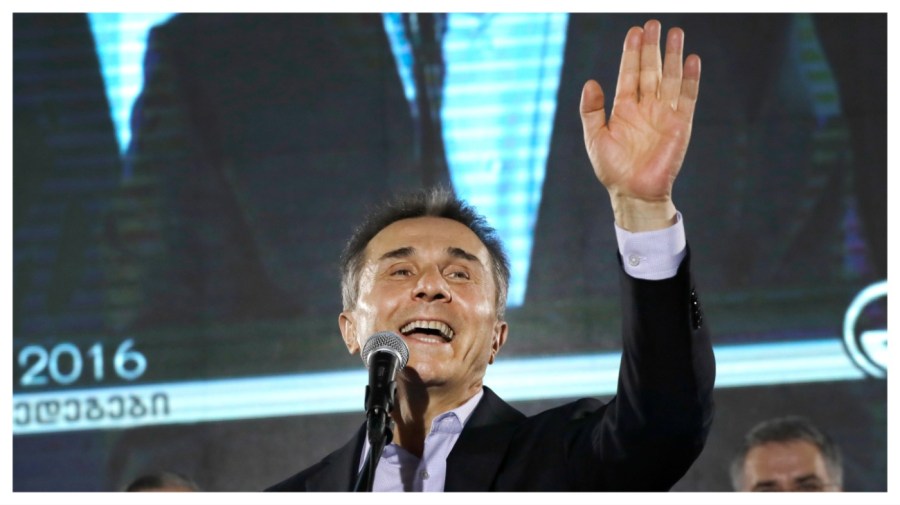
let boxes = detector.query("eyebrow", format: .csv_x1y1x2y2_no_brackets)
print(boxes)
447,246,480,263
377,246,482,265
378,247,415,261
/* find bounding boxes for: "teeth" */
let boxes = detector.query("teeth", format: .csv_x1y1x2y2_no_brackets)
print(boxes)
400,320,454,341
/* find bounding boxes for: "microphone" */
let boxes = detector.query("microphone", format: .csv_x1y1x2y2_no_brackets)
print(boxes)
354,332,409,491
361,332,409,441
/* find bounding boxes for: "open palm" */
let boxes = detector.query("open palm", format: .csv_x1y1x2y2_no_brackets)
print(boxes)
581,20,701,231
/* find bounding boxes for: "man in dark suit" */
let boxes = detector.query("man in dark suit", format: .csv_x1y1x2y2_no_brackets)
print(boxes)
268,19,714,491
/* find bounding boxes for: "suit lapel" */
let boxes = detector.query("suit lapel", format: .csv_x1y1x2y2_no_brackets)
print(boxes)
305,423,365,491
444,386,526,491
305,388,524,491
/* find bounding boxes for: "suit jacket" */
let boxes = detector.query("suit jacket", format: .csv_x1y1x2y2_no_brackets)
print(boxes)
268,254,715,491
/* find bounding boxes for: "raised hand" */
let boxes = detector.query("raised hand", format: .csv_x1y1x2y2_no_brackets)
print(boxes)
580,20,701,232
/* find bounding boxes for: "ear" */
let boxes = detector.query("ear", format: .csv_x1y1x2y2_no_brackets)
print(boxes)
339,312,360,355
488,320,508,365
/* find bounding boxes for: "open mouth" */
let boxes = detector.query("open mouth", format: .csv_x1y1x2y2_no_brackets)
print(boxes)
400,320,455,342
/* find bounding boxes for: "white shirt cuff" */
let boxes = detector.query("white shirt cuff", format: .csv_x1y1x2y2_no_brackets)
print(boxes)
614,211,687,280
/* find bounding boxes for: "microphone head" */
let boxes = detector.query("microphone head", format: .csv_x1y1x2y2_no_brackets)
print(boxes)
361,331,410,370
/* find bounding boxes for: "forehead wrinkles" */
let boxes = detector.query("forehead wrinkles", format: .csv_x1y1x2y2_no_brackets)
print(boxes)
376,245,484,266
368,219,490,266
356,216,502,310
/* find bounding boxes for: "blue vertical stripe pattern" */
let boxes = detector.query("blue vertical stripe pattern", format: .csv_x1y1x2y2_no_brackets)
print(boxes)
87,13,176,154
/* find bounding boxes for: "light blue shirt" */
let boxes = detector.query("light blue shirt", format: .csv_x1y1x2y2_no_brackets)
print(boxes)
361,389,483,492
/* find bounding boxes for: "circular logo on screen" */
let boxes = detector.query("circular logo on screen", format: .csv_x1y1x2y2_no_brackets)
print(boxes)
842,280,887,378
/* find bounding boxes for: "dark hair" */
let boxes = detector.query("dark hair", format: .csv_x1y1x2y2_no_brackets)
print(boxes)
125,471,200,492
340,186,510,317
729,415,843,490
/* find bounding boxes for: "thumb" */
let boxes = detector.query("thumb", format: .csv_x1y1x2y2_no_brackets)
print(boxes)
580,79,607,133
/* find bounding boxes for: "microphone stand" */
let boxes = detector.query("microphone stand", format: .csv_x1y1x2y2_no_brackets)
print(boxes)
353,353,399,492
352,401,394,492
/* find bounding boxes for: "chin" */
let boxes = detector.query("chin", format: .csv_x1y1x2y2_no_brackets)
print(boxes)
399,362,448,388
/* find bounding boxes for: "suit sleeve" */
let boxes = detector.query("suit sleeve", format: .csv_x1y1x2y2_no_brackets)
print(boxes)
569,248,715,490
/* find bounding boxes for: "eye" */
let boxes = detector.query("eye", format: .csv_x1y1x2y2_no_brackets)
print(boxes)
795,482,826,492
446,269,470,280
388,266,414,277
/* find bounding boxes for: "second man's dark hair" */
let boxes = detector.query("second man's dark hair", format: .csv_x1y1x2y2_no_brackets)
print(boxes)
729,415,843,490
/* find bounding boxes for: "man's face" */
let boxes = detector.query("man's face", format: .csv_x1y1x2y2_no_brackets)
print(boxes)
339,216,508,392
740,440,840,492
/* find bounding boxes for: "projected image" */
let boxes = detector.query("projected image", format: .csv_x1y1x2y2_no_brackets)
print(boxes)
13,13,886,491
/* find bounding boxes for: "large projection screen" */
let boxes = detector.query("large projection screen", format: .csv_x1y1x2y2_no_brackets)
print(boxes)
13,13,886,491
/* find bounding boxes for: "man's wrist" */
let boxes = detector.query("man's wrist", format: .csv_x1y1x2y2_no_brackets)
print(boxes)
615,211,686,280
608,193,677,232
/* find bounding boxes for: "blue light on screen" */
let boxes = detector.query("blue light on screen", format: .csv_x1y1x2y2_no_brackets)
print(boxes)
87,13,176,155
385,13,568,307
11,337,867,435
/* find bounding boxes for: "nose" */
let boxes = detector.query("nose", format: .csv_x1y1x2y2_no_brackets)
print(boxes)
412,265,451,303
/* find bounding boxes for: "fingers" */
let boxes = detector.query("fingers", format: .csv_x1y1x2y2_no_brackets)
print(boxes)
613,19,700,125
639,20,662,102
614,26,643,104
660,27,684,108
677,53,702,120
617,20,700,114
